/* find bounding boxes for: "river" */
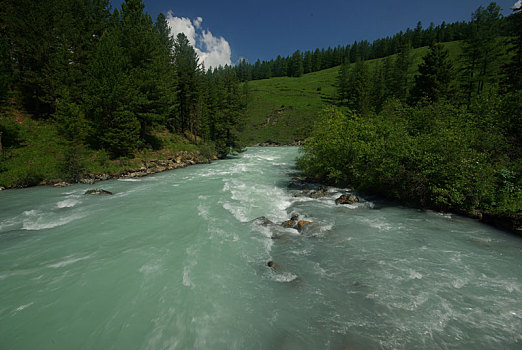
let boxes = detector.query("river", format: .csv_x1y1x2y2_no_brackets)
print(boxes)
0,147,520,349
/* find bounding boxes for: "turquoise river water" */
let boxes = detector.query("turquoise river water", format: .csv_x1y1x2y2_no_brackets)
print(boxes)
0,147,521,349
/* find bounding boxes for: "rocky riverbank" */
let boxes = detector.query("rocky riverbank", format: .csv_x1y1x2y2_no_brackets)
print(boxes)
0,151,214,190
287,175,522,237
251,140,306,147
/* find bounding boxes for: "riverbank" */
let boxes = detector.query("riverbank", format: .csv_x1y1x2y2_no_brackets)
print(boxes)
296,174,522,236
0,150,214,190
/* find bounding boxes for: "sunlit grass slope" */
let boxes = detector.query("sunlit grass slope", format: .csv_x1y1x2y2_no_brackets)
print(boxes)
240,41,463,145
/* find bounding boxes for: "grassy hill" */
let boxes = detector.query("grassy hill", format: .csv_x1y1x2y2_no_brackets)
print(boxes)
239,41,464,145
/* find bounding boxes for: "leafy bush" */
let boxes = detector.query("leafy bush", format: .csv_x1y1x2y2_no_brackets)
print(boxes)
298,101,521,216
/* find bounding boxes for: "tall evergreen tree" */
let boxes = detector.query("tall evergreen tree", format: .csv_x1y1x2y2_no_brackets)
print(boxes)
410,43,454,103
390,40,411,101
503,3,522,91
336,63,349,105
173,32,201,134
288,50,304,77
303,51,313,74
346,60,371,115
461,3,502,106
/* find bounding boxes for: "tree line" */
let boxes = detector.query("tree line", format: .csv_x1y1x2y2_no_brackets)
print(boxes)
0,0,245,162
233,15,503,81
299,2,522,220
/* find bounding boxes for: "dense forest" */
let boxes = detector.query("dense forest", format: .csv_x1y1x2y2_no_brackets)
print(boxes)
298,2,521,225
0,0,245,185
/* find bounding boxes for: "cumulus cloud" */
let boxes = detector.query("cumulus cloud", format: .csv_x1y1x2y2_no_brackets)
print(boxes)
514,1,522,10
166,12,232,69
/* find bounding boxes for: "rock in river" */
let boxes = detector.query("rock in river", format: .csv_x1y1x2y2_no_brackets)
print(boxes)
85,189,113,195
335,193,359,205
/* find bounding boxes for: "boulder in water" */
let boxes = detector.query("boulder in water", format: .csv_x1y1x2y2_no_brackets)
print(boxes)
335,193,359,205
252,216,275,226
296,220,312,232
281,219,296,228
85,189,113,195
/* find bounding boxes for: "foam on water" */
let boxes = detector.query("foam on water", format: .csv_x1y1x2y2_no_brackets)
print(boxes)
47,254,93,268
22,210,85,231
56,198,80,208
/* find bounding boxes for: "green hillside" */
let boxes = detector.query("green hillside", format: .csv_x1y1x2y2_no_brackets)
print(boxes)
240,41,464,145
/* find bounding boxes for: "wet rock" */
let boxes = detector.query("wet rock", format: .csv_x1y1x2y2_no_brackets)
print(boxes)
335,193,359,205
79,178,95,185
270,233,280,240
296,220,312,232
309,189,328,199
267,261,281,270
54,182,71,188
252,216,274,226
94,174,111,181
85,189,113,195
281,219,296,228
0,186,4,191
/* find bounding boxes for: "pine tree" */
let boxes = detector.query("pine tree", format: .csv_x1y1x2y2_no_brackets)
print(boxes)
461,3,502,106
346,60,371,115
85,10,141,157
288,50,304,77
390,40,411,101
503,3,522,91
410,43,454,103
371,62,387,112
312,49,321,72
173,32,202,134
336,63,349,105
303,51,313,74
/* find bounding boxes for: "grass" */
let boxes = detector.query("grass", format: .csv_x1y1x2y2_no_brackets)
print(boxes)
240,41,465,145
0,106,207,188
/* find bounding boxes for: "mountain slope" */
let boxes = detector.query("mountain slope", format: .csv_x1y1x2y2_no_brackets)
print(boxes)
240,41,464,145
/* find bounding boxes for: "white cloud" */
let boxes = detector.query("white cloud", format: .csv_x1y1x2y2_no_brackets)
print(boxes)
165,12,232,69
514,1,522,10
198,30,232,69
194,17,203,29
166,12,196,47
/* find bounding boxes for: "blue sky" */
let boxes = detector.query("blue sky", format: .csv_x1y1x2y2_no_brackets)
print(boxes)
110,0,517,67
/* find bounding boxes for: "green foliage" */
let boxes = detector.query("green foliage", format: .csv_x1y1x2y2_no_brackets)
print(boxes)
0,116,20,149
503,3,522,91
298,102,521,215
410,43,454,103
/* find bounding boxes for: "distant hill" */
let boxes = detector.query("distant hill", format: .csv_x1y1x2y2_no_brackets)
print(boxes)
240,41,465,146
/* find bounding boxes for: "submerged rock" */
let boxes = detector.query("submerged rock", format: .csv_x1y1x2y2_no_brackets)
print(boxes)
85,189,113,195
335,193,359,205
252,216,275,226
267,261,281,270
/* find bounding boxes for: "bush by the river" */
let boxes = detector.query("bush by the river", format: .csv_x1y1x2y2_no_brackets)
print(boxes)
297,99,521,217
